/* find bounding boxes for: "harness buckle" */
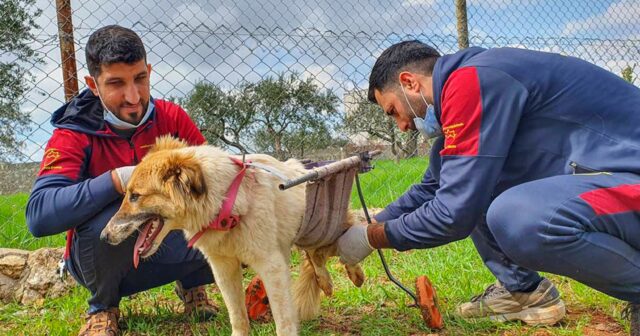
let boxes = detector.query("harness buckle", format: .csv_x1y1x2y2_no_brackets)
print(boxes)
57,258,67,280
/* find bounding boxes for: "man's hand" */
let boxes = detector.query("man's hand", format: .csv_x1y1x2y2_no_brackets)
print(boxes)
111,166,136,194
337,224,374,265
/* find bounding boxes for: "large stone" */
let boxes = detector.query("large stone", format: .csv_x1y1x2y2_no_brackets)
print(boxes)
0,247,77,306
0,248,29,279
0,273,18,303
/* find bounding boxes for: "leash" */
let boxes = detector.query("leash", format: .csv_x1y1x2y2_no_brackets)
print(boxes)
355,171,443,329
354,173,418,303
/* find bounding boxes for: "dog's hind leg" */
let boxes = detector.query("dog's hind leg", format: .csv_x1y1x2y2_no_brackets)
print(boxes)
338,211,366,287
207,256,250,336
250,253,298,336
306,248,335,297
320,244,366,288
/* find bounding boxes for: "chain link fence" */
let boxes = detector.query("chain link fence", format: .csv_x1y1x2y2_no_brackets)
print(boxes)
1,0,639,245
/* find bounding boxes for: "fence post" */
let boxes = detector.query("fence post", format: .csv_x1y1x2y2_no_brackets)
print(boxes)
455,0,469,50
56,0,79,102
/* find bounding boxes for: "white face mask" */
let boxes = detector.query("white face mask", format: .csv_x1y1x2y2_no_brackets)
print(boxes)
400,84,442,139
96,86,154,129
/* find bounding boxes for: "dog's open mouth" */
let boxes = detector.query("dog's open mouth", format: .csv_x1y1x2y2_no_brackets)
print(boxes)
133,216,164,268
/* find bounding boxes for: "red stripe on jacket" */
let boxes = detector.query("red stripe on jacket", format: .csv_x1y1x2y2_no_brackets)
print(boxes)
439,67,483,156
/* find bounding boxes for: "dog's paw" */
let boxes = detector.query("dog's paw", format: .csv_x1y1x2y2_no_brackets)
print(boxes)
315,274,334,297
345,264,365,287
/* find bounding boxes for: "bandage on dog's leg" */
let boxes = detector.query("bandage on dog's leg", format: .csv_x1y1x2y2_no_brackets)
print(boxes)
245,276,272,322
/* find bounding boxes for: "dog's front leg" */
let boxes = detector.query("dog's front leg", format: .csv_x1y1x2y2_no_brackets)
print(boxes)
208,256,249,336
251,254,298,336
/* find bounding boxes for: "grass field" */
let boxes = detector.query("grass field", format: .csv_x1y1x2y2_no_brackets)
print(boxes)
0,157,629,335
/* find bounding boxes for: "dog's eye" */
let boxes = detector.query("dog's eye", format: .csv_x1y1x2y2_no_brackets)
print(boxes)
129,193,140,202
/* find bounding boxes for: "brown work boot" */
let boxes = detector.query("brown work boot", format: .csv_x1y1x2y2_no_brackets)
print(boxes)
77,308,120,336
175,281,218,321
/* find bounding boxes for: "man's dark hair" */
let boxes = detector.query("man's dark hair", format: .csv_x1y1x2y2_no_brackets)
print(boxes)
85,25,147,77
368,40,441,103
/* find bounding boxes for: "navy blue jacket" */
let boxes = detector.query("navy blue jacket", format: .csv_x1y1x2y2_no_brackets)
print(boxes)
376,47,640,250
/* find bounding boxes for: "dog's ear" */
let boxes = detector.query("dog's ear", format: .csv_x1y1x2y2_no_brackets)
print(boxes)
150,135,189,154
161,152,207,198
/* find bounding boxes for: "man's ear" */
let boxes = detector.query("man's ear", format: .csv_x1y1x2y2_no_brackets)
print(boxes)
398,71,419,93
85,75,100,96
162,152,207,199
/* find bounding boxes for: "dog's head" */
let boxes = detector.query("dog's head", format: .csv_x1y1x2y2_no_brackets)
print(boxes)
100,136,208,267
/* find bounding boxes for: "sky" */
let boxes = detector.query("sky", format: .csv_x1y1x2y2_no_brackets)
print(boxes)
11,0,640,162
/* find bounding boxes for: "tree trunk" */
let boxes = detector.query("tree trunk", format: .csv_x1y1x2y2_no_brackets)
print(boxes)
455,0,470,50
274,135,283,160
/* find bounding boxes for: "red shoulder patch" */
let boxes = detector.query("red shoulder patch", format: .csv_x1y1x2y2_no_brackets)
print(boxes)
439,67,482,156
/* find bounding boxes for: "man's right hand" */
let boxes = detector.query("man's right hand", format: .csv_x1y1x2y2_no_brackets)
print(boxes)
337,224,374,265
111,166,136,194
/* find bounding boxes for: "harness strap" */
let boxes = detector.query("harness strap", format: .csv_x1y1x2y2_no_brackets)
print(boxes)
188,156,249,248
63,229,74,260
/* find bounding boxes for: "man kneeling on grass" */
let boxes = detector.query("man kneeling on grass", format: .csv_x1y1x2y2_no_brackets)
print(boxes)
338,40,640,331
26,25,217,335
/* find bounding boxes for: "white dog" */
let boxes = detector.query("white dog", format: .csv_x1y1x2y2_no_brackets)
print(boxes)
101,136,364,335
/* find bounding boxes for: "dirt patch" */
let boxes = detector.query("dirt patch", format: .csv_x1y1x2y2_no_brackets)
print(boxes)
315,305,377,335
567,308,625,336
500,307,625,336
502,329,555,336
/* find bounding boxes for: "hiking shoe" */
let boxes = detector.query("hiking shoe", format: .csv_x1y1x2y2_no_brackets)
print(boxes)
175,281,219,321
622,303,640,336
77,307,120,336
456,278,566,325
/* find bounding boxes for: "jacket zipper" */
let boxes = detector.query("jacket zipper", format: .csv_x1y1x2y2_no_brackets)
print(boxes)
129,140,139,164
569,161,611,175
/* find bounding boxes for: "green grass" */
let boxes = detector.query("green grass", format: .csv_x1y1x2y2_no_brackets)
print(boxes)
0,159,628,335
0,193,64,250
350,156,430,209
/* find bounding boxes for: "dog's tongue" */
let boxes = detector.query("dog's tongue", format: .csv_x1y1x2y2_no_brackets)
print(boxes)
133,222,152,269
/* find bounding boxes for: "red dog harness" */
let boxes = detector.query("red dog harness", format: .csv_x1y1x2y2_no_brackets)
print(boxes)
187,156,249,247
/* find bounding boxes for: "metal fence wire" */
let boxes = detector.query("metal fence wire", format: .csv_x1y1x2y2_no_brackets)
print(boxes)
1,0,639,240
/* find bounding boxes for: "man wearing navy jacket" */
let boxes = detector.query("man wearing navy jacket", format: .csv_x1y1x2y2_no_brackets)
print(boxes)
26,25,217,335
338,40,640,327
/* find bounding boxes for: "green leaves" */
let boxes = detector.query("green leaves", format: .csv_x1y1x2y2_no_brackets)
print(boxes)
343,90,420,160
182,73,342,158
622,64,636,84
0,0,42,162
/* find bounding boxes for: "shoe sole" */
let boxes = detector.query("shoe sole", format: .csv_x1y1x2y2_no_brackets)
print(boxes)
489,300,566,326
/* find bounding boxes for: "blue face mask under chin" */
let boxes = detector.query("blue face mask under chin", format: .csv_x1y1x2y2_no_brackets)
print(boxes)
97,87,154,129
400,84,442,139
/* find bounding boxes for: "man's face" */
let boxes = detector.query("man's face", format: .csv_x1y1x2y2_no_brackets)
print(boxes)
86,60,152,125
374,86,423,132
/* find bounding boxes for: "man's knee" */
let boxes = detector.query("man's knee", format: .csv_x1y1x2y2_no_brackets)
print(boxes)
487,188,548,269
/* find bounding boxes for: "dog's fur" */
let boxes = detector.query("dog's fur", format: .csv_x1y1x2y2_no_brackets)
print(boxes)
101,136,364,336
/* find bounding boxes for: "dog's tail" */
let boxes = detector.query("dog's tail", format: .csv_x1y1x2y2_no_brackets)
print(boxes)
293,256,322,321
